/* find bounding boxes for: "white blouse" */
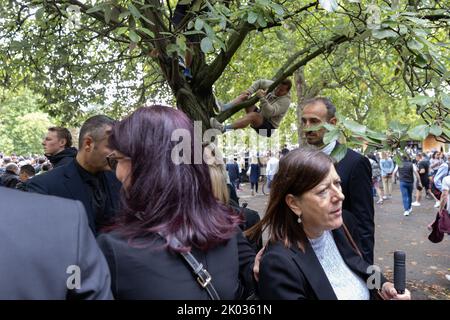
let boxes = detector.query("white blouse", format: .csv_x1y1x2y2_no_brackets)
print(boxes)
309,230,370,300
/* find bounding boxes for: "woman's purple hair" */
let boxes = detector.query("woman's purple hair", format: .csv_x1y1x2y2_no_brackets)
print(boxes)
108,105,241,252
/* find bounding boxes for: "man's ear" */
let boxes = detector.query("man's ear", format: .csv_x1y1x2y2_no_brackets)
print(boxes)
59,138,67,148
83,136,94,152
329,117,337,125
285,194,302,216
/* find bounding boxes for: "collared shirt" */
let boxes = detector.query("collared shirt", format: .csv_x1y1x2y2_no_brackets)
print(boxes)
74,159,107,231
321,140,337,156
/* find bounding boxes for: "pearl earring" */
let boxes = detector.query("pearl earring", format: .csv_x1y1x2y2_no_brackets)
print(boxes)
297,216,302,223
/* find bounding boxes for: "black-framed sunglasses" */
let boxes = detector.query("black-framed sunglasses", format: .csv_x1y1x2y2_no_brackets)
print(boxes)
106,152,130,171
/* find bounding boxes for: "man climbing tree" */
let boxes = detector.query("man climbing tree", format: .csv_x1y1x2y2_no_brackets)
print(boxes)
210,78,292,137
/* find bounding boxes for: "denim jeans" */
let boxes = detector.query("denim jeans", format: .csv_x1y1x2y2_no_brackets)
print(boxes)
399,181,413,211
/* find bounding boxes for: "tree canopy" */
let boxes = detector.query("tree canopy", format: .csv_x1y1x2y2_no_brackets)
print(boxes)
0,0,449,150
0,88,54,155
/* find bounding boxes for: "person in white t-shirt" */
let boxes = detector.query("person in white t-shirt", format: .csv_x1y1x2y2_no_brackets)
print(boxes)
266,152,279,190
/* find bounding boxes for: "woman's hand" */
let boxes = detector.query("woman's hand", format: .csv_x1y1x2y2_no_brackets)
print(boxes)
380,282,411,300
253,246,265,282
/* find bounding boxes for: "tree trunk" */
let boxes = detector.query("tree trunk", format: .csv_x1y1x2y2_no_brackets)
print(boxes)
174,83,216,128
294,68,306,145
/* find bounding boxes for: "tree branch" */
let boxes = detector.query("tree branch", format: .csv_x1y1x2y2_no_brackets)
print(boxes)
216,29,364,122
199,1,318,89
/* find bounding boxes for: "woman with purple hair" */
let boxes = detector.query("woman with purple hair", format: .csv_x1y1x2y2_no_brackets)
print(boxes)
97,105,256,299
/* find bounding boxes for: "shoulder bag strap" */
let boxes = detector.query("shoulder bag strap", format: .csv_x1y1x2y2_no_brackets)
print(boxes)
342,223,363,257
160,233,221,300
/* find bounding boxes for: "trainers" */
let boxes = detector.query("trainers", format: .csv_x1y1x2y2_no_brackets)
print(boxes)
376,199,383,204
445,274,450,282
434,201,440,208
411,201,421,206
214,97,224,111
404,210,410,216
382,196,388,200
210,117,224,132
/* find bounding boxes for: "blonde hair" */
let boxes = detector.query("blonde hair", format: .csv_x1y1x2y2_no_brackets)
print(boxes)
203,143,230,205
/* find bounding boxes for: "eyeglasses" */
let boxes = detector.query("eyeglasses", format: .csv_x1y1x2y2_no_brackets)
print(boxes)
106,152,130,171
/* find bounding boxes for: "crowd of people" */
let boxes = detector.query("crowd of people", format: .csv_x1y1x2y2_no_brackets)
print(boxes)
0,97,446,299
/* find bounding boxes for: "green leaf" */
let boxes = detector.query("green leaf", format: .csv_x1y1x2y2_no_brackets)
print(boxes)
443,127,450,139
275,30,287,41
128,4,141,18
393,153,402,167
407,39,423,50
116,27,128,35
118,10,130,20
195,18,204,31
128,30,141,43
323,123,336,131
166,43,178,55
303,124,324,132
247,12,258,24
176,35,187,52
372,29,398,39
257,15,267,28
412,28,428,38
323,129,340,145
219,18,227,30
86,5,103,14
441,94,450,108
408,95,433,106
366,129,387,141
404,16,429,26
389,121,409,133
184,30,205,36
36,8,45,20
430,124,442,137
139,15,155,25
342,119,366,135
331,144,347,163
104,5,112,24
203,23,214,38
270,3,285,15
139,27,154,38
407,125,430,140
398,24,408,35
9,41,24,51
415,54,428,67
200,37,213,53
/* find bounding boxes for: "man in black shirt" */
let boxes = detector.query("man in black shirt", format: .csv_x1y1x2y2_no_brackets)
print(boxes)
27,116,121,235
42,127,77,168
412,153,431,206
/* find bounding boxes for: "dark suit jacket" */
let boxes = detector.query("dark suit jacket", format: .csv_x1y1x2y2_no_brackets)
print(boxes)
226,163,240,182
0,187,112,299
335,144,375,264
26,160,121,234
258,225,386,300
97,230,256,300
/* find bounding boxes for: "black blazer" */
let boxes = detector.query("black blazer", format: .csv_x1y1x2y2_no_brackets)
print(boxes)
26,160,121,234
97,230,256,300
258,224,386,300
335,143,375,265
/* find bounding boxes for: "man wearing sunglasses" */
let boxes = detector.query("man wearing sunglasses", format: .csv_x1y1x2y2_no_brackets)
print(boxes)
27,115,121,235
